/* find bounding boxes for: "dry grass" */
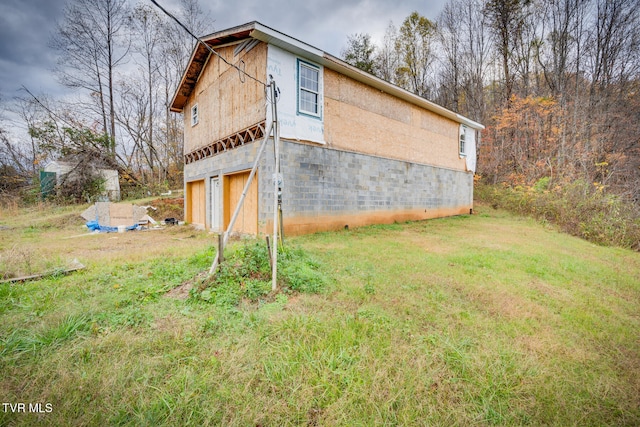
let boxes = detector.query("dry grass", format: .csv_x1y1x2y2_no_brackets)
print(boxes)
0,199,203,272
1,201,639,426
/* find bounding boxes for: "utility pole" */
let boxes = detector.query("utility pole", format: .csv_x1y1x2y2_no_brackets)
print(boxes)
208,78,282,291
270,76,281,291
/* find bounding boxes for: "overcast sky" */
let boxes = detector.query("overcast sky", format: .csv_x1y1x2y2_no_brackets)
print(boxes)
0,0,447,116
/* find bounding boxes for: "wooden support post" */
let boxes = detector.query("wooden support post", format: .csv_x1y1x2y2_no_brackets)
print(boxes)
217,232,225,265
208,121,274,275
266,236,272,269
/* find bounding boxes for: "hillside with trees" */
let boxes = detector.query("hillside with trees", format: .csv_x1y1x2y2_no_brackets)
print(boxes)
342,0,639,248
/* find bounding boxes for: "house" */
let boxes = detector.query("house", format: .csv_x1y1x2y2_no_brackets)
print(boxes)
170,21,483,235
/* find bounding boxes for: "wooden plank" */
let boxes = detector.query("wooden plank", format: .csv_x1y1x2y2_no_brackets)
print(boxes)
225,170,258,235
186,180,206,226
195,180,206,225
182,43,267,154
186,181,193,223
323,68,465,171
1,262,85,284
109,203,134,226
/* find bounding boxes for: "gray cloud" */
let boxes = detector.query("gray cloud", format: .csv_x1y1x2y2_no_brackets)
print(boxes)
0,0,66,99
0,0,446,102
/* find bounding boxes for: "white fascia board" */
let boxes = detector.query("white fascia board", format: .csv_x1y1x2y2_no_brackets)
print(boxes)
455,114,484,130
250,24,325,65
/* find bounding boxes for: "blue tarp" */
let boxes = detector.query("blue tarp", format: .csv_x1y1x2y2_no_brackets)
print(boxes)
86,220,139,233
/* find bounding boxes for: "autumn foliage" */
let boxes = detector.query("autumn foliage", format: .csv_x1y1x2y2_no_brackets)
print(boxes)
482,95,564,185
478,89,640,249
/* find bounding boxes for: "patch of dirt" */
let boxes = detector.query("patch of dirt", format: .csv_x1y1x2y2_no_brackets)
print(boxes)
516,329,558,357
448,280,549,321
53,212,86,227
165,271,208,299
528,279,571,303
154,315,177,331
148,197,184,222
307,407,323,426
0,215,213,282
482,290,548,320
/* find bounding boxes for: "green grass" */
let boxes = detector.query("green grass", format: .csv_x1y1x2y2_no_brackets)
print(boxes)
1,204,639,425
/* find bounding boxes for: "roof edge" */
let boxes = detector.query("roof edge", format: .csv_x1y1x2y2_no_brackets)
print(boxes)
321,54,485,130
170,21,484,130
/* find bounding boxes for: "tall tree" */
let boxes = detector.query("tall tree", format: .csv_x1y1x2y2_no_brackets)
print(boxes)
436,0,489,121
436,1,462,112
395,12,437,97
158,0,213,186
587,0,640,93
341,33,377,75
124,3,165,176
374,22,401,84
537,0,588,96
0,103,37,191
484,0,532,104
535,0,589,173
50,0,130,156
581,0,640,184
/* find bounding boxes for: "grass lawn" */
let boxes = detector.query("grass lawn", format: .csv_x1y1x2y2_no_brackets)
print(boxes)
1,202,639,426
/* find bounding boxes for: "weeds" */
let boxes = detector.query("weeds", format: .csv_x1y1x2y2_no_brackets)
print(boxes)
0,245,72,281
1,315,89,359
0,246,37,279
279,246,327,293
476,180,640,250
190,241,329,308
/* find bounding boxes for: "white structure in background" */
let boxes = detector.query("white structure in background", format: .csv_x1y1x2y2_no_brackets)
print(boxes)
44,160,121,201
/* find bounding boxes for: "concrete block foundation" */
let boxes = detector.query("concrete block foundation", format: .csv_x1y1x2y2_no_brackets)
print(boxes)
184,139,473,235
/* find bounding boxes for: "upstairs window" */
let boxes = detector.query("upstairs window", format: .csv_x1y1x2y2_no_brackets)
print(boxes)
298,61,320,116
459,125,467,157
191,104,199,127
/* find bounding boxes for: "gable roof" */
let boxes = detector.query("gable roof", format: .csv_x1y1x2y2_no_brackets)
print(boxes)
170,21,484,130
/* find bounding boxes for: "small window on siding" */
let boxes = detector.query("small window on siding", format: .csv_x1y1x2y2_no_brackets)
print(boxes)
191,104,199,127
459,125,467,157
298,60,320,116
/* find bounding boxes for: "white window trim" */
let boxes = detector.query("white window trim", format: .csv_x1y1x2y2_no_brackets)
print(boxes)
191,104,199,127
459,125,467,158
297,60,321,117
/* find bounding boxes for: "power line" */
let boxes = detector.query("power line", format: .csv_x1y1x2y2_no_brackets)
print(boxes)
21,86,87,134
149,1,283,287
149,0,267,87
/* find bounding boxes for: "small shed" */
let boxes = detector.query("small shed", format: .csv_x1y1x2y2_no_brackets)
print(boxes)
43,160,121,201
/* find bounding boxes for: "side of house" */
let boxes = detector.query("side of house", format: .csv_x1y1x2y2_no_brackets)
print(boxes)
171,22,482,235
175,30,269,232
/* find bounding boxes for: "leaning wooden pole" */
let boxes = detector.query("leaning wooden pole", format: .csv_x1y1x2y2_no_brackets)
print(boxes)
270,79,280,291
208,121,274,275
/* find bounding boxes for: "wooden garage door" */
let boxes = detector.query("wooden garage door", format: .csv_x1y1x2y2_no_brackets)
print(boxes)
186,180,206,226
224,170,258,235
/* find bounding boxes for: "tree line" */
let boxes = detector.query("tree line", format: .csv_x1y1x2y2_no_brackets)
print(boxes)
1,0,638,207
0,0,212,200
342,0,640,202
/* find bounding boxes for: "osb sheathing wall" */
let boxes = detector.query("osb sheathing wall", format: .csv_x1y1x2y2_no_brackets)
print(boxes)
323,68,466,171
183,42,267,154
